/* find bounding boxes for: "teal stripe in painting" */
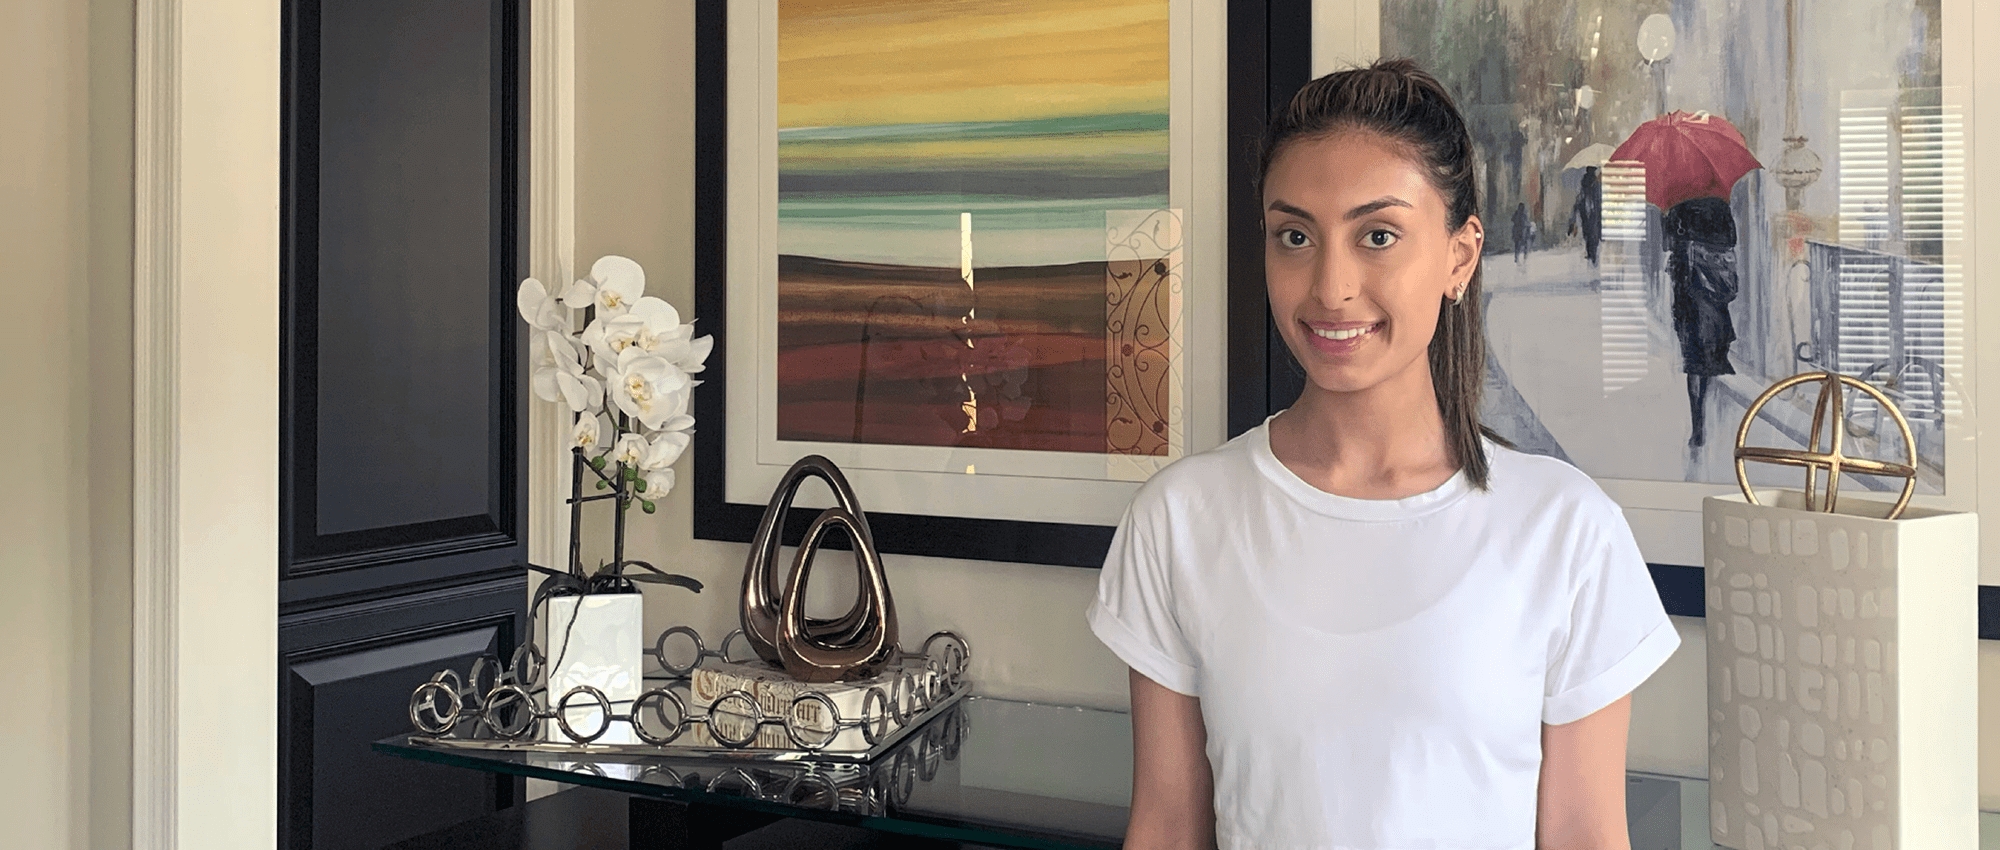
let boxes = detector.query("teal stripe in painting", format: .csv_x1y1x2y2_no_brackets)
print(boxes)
778,112,1169,143
779,194,1171,230
776,113,1173,266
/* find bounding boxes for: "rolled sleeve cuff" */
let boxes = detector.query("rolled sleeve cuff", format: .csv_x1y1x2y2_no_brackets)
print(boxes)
1087,601,1198,697
1543,617,1681,725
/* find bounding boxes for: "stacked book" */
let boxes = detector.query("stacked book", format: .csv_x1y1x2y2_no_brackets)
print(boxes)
682,655,942,752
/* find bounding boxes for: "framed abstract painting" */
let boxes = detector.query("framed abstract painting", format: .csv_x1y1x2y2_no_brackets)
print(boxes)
1302,0,1985,576
693,2,1311,566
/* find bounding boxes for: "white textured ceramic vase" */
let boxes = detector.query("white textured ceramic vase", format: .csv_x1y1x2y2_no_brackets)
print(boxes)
1703,491,1975,850
545,592,644,745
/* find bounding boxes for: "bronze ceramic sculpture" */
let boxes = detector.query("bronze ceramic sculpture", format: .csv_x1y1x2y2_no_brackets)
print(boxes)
1733,370,1919,519
740,455,899,682
776,507,898,682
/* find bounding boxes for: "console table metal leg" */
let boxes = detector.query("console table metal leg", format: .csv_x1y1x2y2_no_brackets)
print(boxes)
628,797,784,849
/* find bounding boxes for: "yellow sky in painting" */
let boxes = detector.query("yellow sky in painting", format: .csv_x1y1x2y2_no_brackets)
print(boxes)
778,0,1169,128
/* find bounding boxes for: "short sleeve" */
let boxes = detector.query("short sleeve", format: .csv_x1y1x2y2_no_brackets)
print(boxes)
1086,501,1199,696
1542,505,1682,725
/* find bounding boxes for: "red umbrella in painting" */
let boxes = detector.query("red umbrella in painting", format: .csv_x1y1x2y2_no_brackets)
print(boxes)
1610,110,1762,211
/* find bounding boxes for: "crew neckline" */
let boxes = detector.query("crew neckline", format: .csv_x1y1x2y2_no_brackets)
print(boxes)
1248,414,1476,521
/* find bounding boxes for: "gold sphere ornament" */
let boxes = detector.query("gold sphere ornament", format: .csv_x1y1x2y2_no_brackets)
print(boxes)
1732,371,1918,520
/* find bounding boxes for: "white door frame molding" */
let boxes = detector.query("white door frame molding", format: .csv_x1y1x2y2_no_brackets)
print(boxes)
132,0,281,847
522,2,576,801
527,0,578,580
133,0,577,842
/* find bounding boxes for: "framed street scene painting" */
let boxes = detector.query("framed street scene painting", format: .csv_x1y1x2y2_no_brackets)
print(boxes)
1310,0,1982,570
694,1,1257,565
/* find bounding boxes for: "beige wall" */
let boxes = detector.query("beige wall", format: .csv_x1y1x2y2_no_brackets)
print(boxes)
1,0,135,848
572,0,2000,811
574,0,1136,712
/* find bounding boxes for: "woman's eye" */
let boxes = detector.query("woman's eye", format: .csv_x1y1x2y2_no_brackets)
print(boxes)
1363,229,1399,248
1278,229,1310,248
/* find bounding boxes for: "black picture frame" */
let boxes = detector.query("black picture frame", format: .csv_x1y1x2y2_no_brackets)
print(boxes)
689,2,2000,637
692,2,1314,567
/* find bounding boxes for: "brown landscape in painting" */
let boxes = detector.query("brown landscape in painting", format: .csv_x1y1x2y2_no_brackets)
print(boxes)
775,256,1112,453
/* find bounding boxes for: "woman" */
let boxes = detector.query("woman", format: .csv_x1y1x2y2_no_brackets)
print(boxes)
1664,196,1739,448
1086,59,1678,850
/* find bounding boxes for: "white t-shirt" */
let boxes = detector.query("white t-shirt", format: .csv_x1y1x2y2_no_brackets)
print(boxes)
1087,419,1680,850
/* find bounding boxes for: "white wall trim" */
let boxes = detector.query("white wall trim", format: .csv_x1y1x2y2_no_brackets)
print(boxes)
132,0,281,847
528,0,578,575
130,0,180,845
524,0,577,803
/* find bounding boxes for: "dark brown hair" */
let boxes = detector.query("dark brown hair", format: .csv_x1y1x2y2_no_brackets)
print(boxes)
1256,57,1505,489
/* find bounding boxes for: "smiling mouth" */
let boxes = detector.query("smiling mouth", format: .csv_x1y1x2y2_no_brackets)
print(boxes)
1308,323,1381,342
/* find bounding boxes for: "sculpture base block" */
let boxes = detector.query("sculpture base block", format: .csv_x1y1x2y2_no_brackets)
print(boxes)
684,656,941,752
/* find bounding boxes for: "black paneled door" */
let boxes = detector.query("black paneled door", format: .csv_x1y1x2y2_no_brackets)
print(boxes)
278,2,528,848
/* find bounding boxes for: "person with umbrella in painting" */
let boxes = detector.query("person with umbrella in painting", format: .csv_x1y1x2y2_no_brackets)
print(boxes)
1664,195,1738,447
1611,110,1761,448
1562,143,1613,267
1568,165,1602,266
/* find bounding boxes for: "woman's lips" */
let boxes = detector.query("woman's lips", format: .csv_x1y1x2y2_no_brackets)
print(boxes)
1302,320,1382,356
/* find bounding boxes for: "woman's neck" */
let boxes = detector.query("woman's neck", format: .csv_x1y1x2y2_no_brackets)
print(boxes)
1268,364,1459,500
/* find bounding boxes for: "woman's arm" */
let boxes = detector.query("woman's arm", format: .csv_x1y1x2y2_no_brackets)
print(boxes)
1126,668,1216,850
1535,693,1633,850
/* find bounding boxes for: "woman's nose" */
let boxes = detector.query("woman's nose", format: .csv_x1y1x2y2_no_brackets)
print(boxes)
1310,250,1357,306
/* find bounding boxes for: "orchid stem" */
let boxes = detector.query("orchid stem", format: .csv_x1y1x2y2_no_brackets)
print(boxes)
567,448,585,578
611,411,632,577
584,458,619,486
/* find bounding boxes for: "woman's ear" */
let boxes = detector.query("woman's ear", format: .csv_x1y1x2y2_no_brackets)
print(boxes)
1450,216,1485,290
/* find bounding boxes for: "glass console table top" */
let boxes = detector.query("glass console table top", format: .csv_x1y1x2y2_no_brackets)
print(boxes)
375,696,2000,850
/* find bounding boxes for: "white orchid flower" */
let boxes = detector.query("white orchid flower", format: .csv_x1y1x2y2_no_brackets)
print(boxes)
571,412,611,455
562,255,647,318
641,468,676,499
640,429,691,472
582,296,689,365
611,433,649,468
535,332,602,414
628,299,693,360
553,371,603,415
530,331,560,403
678,330,714,374
605,347,690,430
530,331,593,407
516,278,569,333
649,381,695,434
559,277,596,311
578,318,612,361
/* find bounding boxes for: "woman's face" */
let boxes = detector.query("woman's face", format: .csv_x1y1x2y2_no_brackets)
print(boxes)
1262,131,1483,397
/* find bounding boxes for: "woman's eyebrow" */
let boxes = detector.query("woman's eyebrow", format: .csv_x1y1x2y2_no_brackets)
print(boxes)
1343,196,1413,220
1265,199,1316,222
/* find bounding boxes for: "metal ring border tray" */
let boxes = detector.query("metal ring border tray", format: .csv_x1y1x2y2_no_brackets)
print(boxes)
402,627,972,764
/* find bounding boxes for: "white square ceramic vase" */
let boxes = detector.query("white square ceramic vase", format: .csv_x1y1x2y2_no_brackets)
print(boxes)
544,591,645,745
1702,491,1975,850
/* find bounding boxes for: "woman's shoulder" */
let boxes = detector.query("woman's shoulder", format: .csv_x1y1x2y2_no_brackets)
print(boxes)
1481,439,1624,520
1125,428,1265,512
